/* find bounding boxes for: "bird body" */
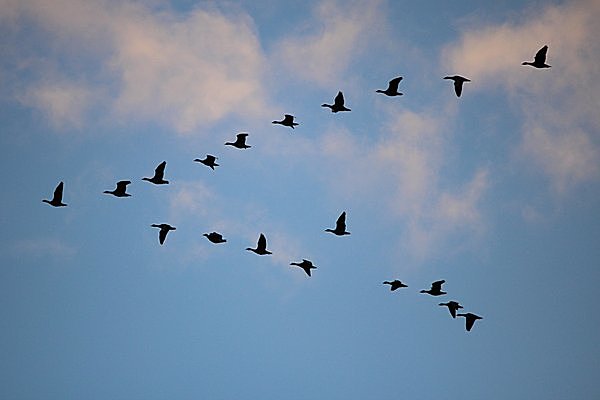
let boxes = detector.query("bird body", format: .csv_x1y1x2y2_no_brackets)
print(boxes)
325,211,350,236
420,280,447,296
443,75,471,97
225,133,251,149
142,161,169,184
194,155,219,170
246,233,272,255
272,114,299,129
376,77,403,96
103,180,132,197
383,280,408,291
151,223,176,245
522,45,551,68
439,301,463,318
43,181,67,207
204,232,226,244
321,91,351,113
457,312,483,331
290,259,316,276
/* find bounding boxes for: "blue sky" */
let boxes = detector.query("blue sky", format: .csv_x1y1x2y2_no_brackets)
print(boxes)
1,0,599,398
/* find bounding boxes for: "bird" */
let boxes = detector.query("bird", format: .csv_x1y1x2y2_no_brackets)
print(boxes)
42,181,67,207
142,161,169,184
246,233,272,255
225,133,251,149
272,114,299,129
438,301,463,318
383,280,408,291
325,211,350,236
420,280,447,296
522,45,551,68
321,91,351,113
194,155,219,170
203,232,226,244
376,77,403,96
103,180,132,197
290,259,317,277
457,312,483,331
151,223,176,245
443,75,471,97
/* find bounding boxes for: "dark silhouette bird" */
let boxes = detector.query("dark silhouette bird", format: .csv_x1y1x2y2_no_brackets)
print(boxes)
142,161,169,184
443,75,471,97
376,77,403,96
151,223,176,245
290,259,316,277
203,232,226,244
246,233,272,255
103,180,132,197
42,181,67,207
457,312,483,331
225,133,251,149
420,280,447,296
522,45,551,68
194,155,219,170
321,91,351,113
272,114,299,129
325,211,350,236
439,301,463,318
383,280,408,291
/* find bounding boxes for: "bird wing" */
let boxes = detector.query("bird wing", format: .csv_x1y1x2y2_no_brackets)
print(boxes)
389,77,402,91
159,228,168,244
335,212,347,231
454,81,463,97
155,161,166,179
465,316,475,331
257,233,267,251
53,181,64,202
116,180,131,191
334,91,345,107
431,280,445,290
283,114,294,123
206,155,216,163
534,45,548,64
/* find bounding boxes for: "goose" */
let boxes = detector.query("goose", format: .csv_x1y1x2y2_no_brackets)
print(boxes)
42,181,67,207
203,232,226,244
522,45,551,68
246,233,272,255
151,223,176,245
103,180,131,197
290,259,317,277
438,301,463,318
321,91,351,113
142,161,169,184
443,75,471,97
376,77,403,96
457,312,483,331
325,211,350,236
194,155,219,170
420,280,447,296
272,114,299,129
383,280,408,291
225,133,251,149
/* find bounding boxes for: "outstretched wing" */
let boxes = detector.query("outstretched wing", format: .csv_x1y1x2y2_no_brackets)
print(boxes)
388,77,402,91
454,80,463,97
431,280,445,291
534,45,548,64
334,91,345,107
335,212,347,231
257,233,267,251
116,180,131,191
154,161,166,179
159,228,168,245
53,181,64,202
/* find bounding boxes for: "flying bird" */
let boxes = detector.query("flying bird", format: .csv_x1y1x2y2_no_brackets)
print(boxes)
321,91,351,113
325,211,350,236
376,77,403,96
151,223,176,245
103,180,132,197
522,45,551,68
290,259,317,277
142,161,169,185
42,181,67,207
457,312,483,331
383,280,408,291
225,133,251,149
439,301,463,318
246,233,272,255
272,114,299,129
420,280,447,296
443,75,471,97
203,232,226,244
194,155,219,170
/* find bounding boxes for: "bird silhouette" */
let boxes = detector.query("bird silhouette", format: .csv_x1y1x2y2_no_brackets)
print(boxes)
439,301,463,318
151,223,176,245
246,233,272,255
376,77,403,96
443,75,471,97
420,280,447,296
203,232,226,244
290,259,316,276
42,181,67,207
272,114,299,129
522,45,551,68
325,211,350,236
321,91,351,113
103,180,132,197
383,280,408,291
225,133,251,149
142,161,169,184
194,155,219,170
457,312,483,331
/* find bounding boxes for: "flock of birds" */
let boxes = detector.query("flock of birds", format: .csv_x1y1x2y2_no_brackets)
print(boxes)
42,45,552,333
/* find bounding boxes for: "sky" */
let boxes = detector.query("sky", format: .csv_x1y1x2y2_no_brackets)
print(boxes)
1,0,599,398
